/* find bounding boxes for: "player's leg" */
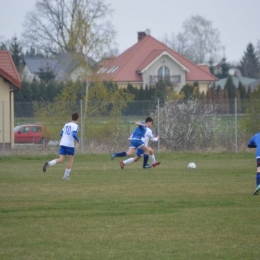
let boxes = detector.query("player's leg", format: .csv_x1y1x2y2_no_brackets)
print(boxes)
42,147,65,172
119,148,140,169
63,155,74,180
62,147,75,180
254,159,260,195
149,153,161,168
143,154,151,169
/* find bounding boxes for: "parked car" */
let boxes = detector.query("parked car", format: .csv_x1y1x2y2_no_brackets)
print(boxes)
14,124,52,144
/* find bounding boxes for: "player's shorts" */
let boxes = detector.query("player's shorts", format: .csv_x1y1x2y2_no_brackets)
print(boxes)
256,158,260,167
59,145,75,156
129,139,145,149
136,148,145,158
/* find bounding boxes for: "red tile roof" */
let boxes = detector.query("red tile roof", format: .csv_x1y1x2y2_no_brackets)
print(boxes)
0,50,21,88
97,34,218,83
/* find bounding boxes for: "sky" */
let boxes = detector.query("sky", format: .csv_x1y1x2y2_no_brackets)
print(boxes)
0,0,259,63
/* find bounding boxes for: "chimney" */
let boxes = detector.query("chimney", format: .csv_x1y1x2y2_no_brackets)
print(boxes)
138,31,146,42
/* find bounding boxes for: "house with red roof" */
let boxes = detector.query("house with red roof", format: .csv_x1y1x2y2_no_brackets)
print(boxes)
95,31,218,93
0,50,22,149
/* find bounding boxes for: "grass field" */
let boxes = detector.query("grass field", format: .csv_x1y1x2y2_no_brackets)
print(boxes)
1,152,260,260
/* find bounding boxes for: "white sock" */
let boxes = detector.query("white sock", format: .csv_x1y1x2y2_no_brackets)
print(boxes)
64,168,71,178
149,154,156,164
123,158,134,164
48,160,57,166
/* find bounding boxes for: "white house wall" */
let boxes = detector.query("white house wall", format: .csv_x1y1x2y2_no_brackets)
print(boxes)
142,55,186,92
0,77,11,144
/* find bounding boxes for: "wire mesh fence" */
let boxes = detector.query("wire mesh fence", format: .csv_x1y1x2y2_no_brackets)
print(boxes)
0,98,256,155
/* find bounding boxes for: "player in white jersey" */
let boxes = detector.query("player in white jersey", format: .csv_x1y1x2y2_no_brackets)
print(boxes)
42,113,80,180
119,123,160,169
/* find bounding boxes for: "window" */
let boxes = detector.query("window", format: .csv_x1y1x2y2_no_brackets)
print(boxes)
22,127,30,133
158,66,170,79
32,126,41,132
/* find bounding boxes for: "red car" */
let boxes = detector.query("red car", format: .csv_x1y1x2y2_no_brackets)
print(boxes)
14,124,52,144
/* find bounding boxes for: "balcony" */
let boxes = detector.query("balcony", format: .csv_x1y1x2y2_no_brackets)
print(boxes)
150,75,181,84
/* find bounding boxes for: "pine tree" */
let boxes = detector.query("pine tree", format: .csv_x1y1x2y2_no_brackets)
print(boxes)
217,89,225,114
9,36,23,70
215,57,230,79
236,89,242,113
239,43,259,78
224,88,229,114
0,42,7,50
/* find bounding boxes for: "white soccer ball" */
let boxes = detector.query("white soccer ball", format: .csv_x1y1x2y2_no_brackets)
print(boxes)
188,162,196,170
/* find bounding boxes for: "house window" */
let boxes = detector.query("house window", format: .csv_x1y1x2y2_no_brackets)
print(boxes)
158,66,170,80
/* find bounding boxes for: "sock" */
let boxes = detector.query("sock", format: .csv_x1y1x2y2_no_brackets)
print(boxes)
64,168,71,178
143,154,149,166
256,172,260,186
123,158,134,165
48,160,57,166
149,154,156,164
115,151,127,157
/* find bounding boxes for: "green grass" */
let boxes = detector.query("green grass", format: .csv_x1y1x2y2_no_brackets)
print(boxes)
0,152,260,260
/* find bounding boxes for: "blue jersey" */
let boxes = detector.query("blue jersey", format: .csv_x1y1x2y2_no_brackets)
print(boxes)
248,132,260,158
130,125,147,140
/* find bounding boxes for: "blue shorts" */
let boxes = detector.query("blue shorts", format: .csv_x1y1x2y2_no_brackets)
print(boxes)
257,158,260,167
136,148,145,158
129,139,145,149
59,145,75,156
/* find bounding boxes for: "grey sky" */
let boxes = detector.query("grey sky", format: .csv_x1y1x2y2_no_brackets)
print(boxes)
0,0,259,63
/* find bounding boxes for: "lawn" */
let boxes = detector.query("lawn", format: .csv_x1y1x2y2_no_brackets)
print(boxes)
0,152,260,260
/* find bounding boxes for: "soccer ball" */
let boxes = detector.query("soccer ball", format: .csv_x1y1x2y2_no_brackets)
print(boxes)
188,162,196,170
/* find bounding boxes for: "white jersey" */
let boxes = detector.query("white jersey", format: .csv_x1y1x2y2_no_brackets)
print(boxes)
59,122,79,148
142,127,158,146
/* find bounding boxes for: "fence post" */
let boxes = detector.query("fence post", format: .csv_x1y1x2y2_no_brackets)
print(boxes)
80,100,83,154
235,97,238,153
157,98,160,153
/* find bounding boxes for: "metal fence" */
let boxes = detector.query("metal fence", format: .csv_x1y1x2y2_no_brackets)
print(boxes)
0,98,256,155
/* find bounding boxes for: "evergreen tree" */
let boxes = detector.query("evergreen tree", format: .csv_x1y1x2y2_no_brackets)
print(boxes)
224,88,229,114
239,43,259,78
9,36,23,70
236,89,242,113
153,80,171,104
238,81,247,113
200,91,206,106
211,86,217,102
219,57,230,79
38,65,56,84
0,42,7,50
206,88,212,105
217,89,225,114
225,75,236,100
180,84,194,100
25,47,37,57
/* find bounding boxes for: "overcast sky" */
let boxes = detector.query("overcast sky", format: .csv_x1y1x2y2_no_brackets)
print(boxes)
0,0,259,63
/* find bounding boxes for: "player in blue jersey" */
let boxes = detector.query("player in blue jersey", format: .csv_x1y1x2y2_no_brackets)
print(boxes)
42,112,80,180
120,124,160,169
111,117,160,168
248,131,260,195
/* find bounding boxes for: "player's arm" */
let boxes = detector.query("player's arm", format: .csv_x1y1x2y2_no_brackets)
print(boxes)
150,136,159,142
146,128,159,142
248,136,256,148
135,121,145,127
72,131,80,142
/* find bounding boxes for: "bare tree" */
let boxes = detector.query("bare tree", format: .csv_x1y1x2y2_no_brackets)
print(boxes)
163,32,193,59
23,0,116,59
164,15,222,64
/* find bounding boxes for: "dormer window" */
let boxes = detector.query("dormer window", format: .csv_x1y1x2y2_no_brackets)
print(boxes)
97,67,108,74
107,66,119,74
158,66,170,79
